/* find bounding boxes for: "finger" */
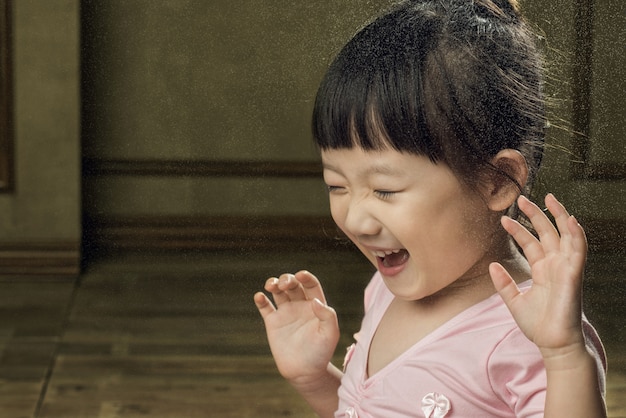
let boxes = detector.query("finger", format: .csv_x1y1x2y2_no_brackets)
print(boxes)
518,195,560,251
544,194,588,261
489,262,522,309
544,193,570,233
264,277,290,305
254,291,276,319
501,215,545,264
544,193,577,252
311,298,339,329
567,215,588,270
277,273,307,302
294,270,327,304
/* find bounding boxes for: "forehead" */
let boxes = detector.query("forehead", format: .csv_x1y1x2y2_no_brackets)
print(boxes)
321,148,424,178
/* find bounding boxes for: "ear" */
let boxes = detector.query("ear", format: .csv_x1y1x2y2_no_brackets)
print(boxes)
483,149,529,212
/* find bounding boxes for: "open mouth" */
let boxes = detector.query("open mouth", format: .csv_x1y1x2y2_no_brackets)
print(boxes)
373,249,410,268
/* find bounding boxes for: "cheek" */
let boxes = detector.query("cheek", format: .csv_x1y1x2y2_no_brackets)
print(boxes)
329,198,347,230
403,202,477,252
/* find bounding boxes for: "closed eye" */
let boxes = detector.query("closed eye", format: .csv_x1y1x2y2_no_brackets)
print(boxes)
374,190,396,200
326,185,346,194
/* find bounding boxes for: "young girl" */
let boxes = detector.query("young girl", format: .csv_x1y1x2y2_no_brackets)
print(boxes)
254,0,607,416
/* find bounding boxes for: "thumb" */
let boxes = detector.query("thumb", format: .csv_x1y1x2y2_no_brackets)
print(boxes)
489,262,522,308
253,291,275,320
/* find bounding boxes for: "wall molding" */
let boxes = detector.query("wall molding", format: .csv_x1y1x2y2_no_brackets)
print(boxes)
570,0,595,180
83,215,351,255
0,241,81,276
0,0,14,192
569,0,625,183
83,214,621,257
82,158,323,178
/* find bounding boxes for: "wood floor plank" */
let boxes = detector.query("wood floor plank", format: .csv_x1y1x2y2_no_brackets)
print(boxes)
0,281,75,340
0,381,42,418
39,355,315,418
0,280,75,418
1,251,624,417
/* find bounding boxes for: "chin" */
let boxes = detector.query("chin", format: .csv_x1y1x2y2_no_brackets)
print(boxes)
380,277,433,301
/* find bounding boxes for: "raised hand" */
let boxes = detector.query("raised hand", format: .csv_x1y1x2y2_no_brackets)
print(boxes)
254,270,340,384
489,193,588,358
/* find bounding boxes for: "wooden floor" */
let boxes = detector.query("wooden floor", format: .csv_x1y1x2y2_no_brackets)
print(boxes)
0,250,624,417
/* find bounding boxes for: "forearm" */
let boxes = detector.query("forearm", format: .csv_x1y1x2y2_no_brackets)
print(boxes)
289,362,343,418
543,345,606,418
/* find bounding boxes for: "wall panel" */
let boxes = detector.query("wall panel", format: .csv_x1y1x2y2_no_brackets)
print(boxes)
0,0,81,275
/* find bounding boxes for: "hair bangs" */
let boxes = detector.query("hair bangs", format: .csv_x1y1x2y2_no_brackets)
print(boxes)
312,63,387,151
312,5,444,160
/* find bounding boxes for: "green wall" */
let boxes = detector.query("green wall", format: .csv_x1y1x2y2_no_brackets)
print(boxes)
0,0,80,242
81,0,625,221
80,1,398,219
0,0,622,268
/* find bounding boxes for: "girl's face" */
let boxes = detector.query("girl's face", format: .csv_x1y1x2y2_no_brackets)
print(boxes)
321,146,503,301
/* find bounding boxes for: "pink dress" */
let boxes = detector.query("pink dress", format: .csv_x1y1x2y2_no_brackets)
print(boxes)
336,272,606,418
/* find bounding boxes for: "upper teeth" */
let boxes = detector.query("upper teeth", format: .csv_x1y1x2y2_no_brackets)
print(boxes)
373,249,401,258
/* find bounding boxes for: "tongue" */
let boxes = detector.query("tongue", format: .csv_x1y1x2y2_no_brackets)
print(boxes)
382,250,409,267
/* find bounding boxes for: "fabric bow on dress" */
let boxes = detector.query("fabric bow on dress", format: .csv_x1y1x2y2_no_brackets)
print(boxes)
344,406,358,418
421,392,451,418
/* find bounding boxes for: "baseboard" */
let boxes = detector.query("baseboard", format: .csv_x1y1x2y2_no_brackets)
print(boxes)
0,241,81,276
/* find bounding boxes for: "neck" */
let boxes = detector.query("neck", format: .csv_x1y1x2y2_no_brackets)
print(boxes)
419,237,530,307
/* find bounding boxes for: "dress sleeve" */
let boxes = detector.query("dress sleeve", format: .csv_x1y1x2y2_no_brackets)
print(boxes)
343,272,384,371
363,272,385,313
582,317,608,398
488,319,607,417
487,328,546,418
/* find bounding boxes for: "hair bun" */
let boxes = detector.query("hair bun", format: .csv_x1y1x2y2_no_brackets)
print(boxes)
475,0,522,21
503,0,521,15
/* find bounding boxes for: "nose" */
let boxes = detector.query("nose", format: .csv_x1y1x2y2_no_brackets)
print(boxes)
340,196,382,238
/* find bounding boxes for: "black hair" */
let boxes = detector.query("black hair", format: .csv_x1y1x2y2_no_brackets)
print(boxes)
312,0,545,200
